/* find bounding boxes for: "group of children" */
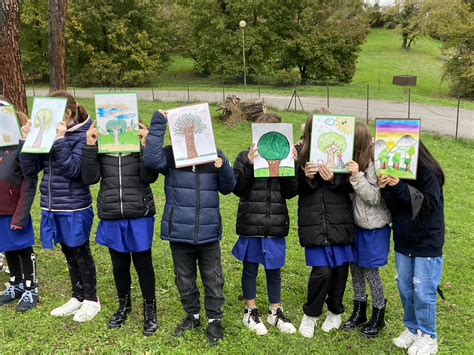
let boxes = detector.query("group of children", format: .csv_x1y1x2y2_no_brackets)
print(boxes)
0,91,445,353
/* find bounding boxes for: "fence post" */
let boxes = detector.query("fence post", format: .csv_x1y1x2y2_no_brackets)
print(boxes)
455,95,461,140
258,73,261,98
366,84,370,124
151,87,155,101
222,72,225,103
326,78,330,108
408,88,411,119
187,85,190,103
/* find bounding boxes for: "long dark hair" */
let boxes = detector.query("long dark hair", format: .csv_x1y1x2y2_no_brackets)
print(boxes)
354,122,373,172
49,90,89,125
418,141,445,185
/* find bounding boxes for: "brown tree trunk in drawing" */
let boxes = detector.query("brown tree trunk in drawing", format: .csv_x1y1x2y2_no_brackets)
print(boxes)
33,129,45,148
326,149,335,166
268,160,281,177
184,128,198,159
49,0,68,91
0,0,28,114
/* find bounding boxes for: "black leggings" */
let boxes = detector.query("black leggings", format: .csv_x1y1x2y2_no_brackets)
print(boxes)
109,248,156,302
5,247,37,288
61,242,97,302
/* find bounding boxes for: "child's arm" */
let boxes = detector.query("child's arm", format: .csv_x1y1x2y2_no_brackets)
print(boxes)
417,169,443,215
19,152,43,177
143,112,170,174
139,150,159,184
11,154,38,230
81,145,102,185
349,164,381,206
280,162,298,199
217,152,236,195
53,135,87,179
233,150,255,197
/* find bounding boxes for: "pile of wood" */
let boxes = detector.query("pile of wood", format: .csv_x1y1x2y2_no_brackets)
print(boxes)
218,95,266,127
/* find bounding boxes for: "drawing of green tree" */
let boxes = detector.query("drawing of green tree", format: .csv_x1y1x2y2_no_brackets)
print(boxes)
33,109,53,148
404,145,417,171
379,148,390,169
106,119,127,145
258,131,290,177
392,152,402,170
318,132,347,167
173,113,206,159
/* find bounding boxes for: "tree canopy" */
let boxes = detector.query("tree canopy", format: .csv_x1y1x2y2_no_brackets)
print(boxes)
258,131,290,161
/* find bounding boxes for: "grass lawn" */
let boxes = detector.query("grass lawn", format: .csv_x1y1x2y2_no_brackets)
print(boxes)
1,99,473,353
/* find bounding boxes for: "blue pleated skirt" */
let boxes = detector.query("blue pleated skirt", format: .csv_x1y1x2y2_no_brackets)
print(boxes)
0,216,35,252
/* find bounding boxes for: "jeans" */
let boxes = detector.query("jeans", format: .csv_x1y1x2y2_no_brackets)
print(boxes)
395,252,443,338
170,241,225,320
242,262,282,304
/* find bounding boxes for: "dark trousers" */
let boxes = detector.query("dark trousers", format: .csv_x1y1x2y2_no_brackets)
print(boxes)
303,264,349,317
170,241,225,320
242,262,282,304
109,248,156,301
61,242,97,302
5,247,37,288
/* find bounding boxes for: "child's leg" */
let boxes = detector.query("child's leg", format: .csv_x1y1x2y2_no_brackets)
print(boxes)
350,264,366,302
242,262,259,308
69,242,98,302
109,248,132,298
326,264,349,315
413,257,443,338
170,242,200,316
395,252,417,334
364,269,385,309
303,267,332,317
131,249,156,302
61,244,85,301
265,268,282,306
4,251,22,284
197,242,225,321
17,247,37,288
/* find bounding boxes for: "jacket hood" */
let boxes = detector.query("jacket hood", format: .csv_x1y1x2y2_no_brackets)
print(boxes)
67,116,92,135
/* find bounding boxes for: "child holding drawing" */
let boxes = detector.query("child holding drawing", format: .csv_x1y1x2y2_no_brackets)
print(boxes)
143,110,236,347
232,113,298,336
296,114,355,339
380,141,445,355
20,91,100,322
0,98,38,312
81,121,160,336
342,122,391,338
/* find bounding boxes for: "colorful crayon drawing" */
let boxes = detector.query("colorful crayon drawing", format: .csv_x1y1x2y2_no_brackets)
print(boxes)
310,115,355,173
252,123,294,178
0,105,21,147
167,103,218,168
374,119,421,180
95,94,141,154
22,97,67,154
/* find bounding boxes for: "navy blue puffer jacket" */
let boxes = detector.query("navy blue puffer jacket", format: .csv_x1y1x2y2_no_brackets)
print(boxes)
20,118,92,212
143,112,236,245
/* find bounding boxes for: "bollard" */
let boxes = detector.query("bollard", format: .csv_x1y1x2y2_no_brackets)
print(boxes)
455,95,461,140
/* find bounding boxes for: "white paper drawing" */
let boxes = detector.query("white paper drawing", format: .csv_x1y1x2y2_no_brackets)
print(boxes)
0,105,21,147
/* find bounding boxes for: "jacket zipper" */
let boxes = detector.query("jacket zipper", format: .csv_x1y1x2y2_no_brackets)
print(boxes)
321,191,328,244
48,154,52,211
264,179,271,237
118,154,124,218
194,165,200,243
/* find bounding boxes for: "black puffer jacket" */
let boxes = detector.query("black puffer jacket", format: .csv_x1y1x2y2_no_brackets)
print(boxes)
233,150,298,238
81,145,158,220
298,170,355,247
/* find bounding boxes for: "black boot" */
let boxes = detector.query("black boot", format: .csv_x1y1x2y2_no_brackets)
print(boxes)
176,314,201,337
342,299,367,331
108,294,132,329
143,299,159,336
361,301,386,339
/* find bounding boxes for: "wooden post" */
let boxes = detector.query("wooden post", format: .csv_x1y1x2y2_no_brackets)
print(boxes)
455,95,461,140
408,88,411,119
326,79,330,108
222,72,225,103
366,84,370,124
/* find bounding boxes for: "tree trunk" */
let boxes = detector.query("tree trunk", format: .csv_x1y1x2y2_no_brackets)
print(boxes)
0,0,28,114
113,128,121,145
268,160,281,177
184,129,198,159
49,0,68,91
326,150,335,166
33,129,44,148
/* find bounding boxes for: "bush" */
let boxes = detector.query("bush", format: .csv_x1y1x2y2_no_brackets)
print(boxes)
270,69,301,87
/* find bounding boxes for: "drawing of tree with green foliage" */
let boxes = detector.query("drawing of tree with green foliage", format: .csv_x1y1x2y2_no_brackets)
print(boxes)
257,132,290,177
33,109,53,148
106,119,128,145
404,145,417,171
318,132,347,167
173,113,207,159
392,152,402,170
379,148,390,169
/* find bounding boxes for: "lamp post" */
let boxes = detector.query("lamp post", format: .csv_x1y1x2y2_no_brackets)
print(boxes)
239,20,247,87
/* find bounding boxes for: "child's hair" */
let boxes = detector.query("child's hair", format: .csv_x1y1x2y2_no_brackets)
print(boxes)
49,90,89,124
256,113,281,124
298,109,333,168
418,141,445,185
354,122,373,172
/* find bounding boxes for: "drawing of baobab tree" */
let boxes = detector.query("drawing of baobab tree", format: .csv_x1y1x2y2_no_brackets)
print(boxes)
33,109,54,148
258,131,290,177
106,119,128,145
173,113,207,159
317,132,347,167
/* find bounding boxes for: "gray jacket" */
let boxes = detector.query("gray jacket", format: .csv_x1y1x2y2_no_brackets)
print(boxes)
350,162,391,229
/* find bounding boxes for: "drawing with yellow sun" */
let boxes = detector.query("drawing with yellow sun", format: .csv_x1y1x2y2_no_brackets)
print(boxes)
336,118,354,135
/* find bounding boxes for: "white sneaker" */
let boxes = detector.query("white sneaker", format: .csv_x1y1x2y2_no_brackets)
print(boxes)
393,329,418,349
73,299,101,323
50,298,83,317
267,307,296,334
243,308,268,336
408,331,438,355
299,314,318,338
321,312,342,333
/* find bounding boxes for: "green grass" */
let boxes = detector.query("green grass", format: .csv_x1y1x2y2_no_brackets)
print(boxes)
1,99,473,353
99,131,140,153
255,166,295,178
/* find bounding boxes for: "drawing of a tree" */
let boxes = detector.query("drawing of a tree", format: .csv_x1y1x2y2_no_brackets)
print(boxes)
258,132,290,177
318,132,347,167
379,148,390,169
106,119,127,145
392,152,402,170
404,145,417,171
173,113,206,159
33,109,53,148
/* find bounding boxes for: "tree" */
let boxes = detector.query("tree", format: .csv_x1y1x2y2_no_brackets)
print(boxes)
0,0,28,114
33,108,53,147
257,131,290,177
318,132,347,167
173,114,206,159
379,148,390,169
391,0,422,51
106,119,127,145
404,145,416,170
49,0,68,91
392,152,402,170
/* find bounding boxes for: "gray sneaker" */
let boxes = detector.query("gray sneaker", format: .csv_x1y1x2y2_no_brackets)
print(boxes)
0,283,24,306
16,287,39,313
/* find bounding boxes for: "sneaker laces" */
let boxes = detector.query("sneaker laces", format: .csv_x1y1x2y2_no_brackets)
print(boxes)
249,308,262,324
19,290,34,304
274,308,291,326
145,303,155,319
2,285,16,298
